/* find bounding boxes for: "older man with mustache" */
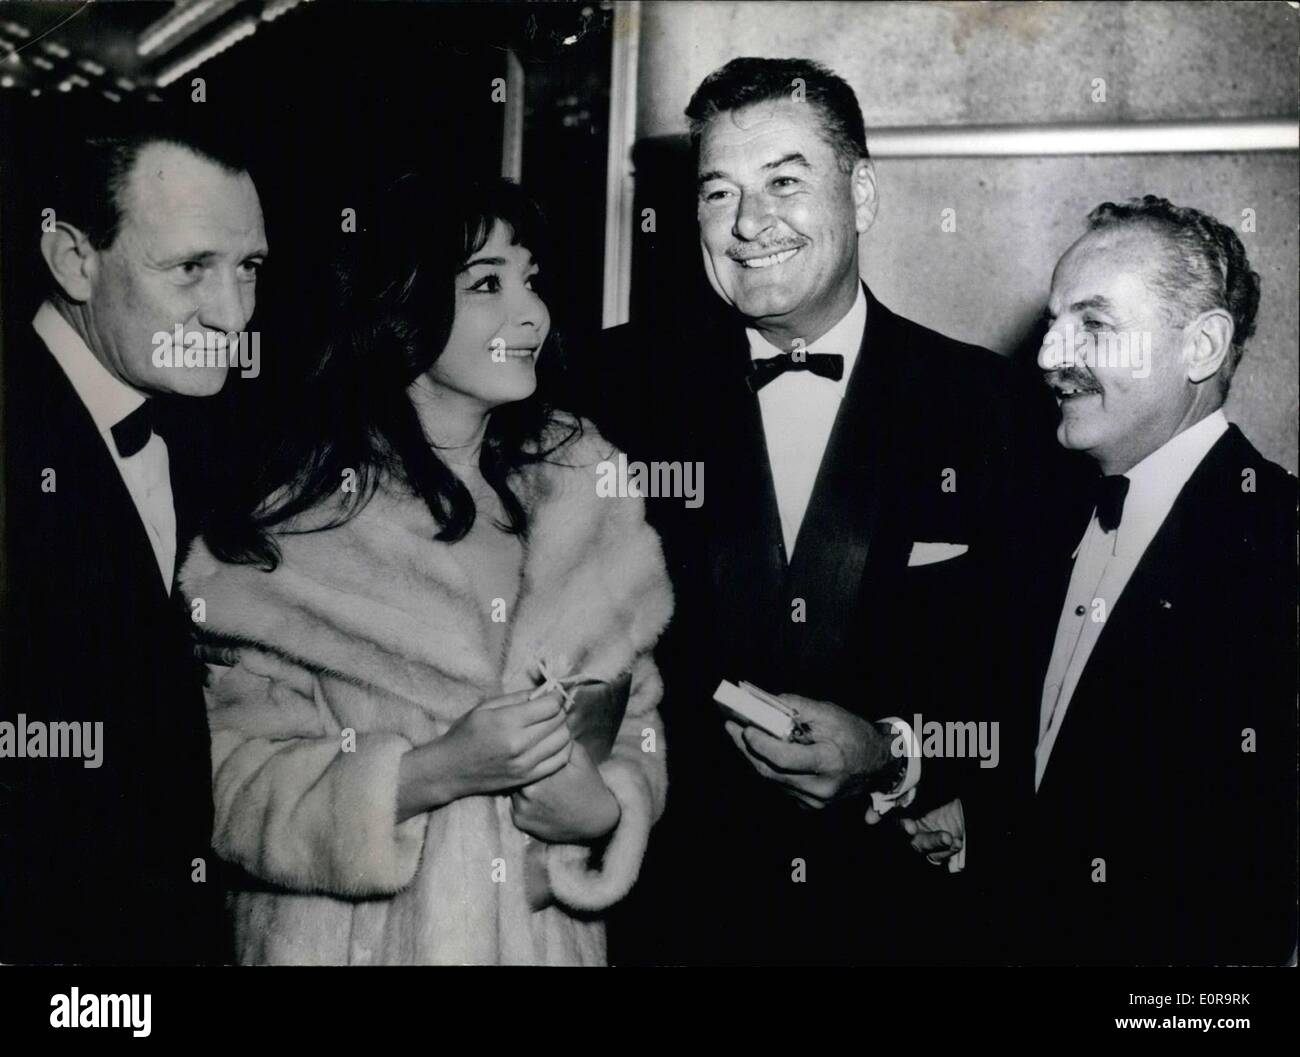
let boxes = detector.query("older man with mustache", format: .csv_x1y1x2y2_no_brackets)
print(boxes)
920,195,1298,964
565,57,1063,964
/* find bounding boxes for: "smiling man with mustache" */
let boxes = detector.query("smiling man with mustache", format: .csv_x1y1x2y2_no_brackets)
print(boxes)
565,57,1063,965
915,196,1297,964
1028,198,1297,963
694,95,868,350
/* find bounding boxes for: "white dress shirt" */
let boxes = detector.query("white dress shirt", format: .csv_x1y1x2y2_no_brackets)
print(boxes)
1035,409,1230,789
745,284,866,560
743,288,925,828
33,301,178,590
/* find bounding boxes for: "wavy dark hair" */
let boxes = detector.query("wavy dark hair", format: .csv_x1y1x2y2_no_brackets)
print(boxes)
207,176,579,569
685,57,869,172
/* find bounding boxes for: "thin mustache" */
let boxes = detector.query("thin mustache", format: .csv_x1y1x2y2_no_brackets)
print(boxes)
727,241,805,261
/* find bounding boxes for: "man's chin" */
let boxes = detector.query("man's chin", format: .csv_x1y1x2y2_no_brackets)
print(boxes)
725,286,804,324
151,367,230,398
1056,420,1106,459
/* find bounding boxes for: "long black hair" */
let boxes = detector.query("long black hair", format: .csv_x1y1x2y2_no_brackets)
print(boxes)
207,175,579,569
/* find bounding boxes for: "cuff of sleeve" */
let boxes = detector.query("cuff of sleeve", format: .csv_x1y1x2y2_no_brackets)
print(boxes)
868,715,922,819
544,758,653,914
948,799,966,874
326,733,427,896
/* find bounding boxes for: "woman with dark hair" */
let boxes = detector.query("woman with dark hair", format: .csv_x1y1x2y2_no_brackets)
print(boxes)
179,178,672,965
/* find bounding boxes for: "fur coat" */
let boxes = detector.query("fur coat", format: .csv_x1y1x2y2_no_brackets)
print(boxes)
179,422,672,965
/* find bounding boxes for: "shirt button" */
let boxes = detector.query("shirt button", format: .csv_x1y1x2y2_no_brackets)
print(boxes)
1074,605,1086,616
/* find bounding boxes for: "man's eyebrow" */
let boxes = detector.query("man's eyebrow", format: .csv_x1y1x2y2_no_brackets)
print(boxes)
1069,296,1114,313
697,153,812,189
155,247,268,265
157,249,219,265
761,151,811,172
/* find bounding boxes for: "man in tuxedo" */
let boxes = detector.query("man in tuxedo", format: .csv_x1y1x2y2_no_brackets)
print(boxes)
0,123,268,963
923,196,1297,964
1026,196,1297,964
565,58,1059,964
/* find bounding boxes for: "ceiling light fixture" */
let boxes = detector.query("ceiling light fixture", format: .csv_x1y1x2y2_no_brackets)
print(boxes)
154,15,258,87
138,0,241,58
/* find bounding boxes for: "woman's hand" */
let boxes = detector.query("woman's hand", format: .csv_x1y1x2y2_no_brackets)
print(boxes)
510,741,621,844
397,689,572,822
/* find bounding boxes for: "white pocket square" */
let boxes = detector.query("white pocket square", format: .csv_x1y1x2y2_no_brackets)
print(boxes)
907,541,969,567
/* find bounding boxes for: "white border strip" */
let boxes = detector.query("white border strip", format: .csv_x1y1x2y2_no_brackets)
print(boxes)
870,119,1299,158
500,48,525,181
601,1,641,328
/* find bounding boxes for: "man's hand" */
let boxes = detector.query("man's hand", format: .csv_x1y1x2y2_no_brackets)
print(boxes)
511,741,621,843
723,693,895,809
900,798,965,872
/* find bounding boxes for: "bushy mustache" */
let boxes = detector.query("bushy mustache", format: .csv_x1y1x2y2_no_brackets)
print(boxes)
1045,368,1103,394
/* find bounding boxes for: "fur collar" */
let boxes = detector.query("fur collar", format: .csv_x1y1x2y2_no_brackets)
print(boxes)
180,424,673,720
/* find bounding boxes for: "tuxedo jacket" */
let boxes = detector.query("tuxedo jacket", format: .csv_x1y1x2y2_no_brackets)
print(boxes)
1006,424,1298,965
560,284,1070,963
1,322,226,964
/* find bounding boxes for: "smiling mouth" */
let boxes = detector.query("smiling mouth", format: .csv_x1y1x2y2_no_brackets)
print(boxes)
1052,386,1101,401
734,247,800,269
501,346,538,358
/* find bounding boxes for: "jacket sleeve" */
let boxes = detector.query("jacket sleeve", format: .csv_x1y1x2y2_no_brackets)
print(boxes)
543,650,668,913
206,649,427,899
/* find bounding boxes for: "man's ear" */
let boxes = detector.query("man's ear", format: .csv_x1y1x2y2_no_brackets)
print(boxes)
851,157,878,235
39,221,99,303
1183,308,1234,384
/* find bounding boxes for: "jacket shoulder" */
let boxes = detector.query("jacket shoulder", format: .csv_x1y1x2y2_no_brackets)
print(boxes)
1177,426,1298,571
883,304,1012,391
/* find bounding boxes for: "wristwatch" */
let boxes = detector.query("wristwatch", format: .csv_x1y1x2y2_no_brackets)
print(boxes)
867,716,921,818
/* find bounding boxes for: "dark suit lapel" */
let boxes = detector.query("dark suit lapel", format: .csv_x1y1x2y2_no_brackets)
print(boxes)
703,321,788,681
781,286,893,683
1021,505,1090,743
1037,428,1239,798
25,329,173,608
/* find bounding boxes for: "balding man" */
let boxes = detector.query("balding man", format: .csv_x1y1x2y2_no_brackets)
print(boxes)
922,196,1297,964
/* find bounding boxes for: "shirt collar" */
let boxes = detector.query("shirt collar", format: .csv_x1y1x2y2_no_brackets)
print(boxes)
744,282,866,400
32,300,147,435
1108,409,1230,558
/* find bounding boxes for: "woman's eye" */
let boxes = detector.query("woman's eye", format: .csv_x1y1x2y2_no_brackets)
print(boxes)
470,275,501,293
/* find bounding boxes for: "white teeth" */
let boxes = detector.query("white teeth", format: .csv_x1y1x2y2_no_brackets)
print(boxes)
739,248,799,269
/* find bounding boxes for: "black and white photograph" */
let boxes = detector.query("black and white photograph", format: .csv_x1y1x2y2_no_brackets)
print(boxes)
0,0,1296,1038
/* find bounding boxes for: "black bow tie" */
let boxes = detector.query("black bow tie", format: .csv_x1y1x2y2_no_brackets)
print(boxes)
110,402,155,459
746,352,844,393
1093,474,1130,533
